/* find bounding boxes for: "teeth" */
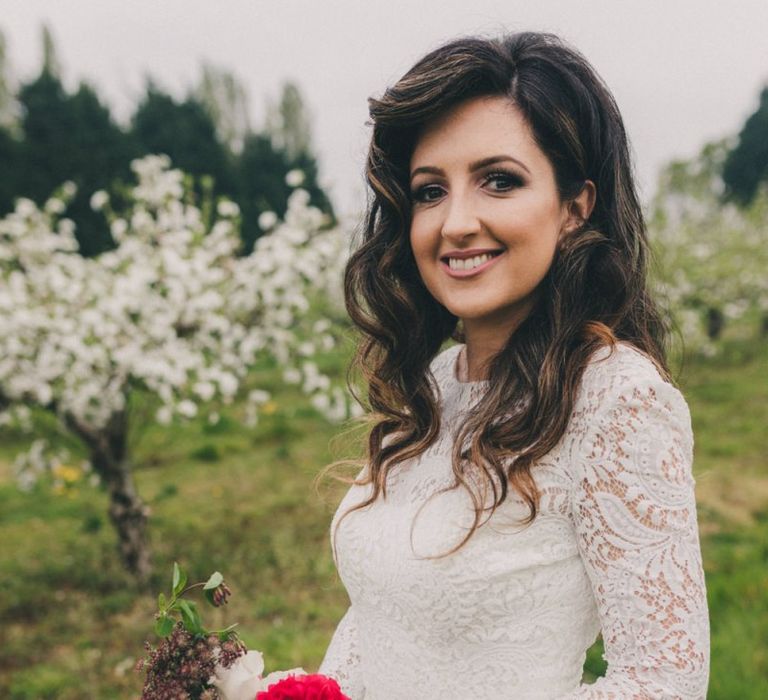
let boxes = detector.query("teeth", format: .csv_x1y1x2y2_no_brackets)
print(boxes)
448,253,494,271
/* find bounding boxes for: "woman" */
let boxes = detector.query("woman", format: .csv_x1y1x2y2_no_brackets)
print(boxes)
318,32,710,699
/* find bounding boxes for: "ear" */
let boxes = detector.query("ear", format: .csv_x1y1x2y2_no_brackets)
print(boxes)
561,180,596,236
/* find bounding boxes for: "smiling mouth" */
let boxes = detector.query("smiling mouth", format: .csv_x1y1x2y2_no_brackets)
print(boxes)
440,250,504,278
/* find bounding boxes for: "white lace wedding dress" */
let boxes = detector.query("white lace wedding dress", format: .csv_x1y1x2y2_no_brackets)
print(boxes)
318,342,710,699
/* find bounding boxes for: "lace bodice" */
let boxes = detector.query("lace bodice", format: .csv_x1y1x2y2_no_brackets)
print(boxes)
318,343,710,699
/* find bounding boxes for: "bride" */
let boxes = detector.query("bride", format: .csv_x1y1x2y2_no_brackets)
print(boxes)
318,31,710,699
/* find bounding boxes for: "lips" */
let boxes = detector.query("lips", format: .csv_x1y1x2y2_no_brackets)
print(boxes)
440,250,505,278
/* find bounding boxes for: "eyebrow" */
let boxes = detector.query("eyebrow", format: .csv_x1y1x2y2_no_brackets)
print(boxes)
409,154,531,181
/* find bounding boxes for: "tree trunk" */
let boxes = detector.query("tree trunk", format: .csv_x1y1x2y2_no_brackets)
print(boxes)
66,409,151,582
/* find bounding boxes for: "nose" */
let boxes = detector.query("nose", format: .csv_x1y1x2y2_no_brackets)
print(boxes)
440,190,481,241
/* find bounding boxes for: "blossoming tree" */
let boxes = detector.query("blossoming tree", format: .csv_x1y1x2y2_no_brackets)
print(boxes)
0,155,356,580
648,140,768,354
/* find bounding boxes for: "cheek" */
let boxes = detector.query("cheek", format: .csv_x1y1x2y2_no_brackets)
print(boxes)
409,220,434,266
504,201,563,252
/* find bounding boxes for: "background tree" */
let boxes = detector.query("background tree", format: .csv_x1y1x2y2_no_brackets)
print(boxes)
236,132,293,252
265,81,312,161
0,29,20,217
649,139,768,352
0,26,335,257
131,84,234,200
0,156,352,581
722,86,768,206
0,26,136,255
0,127,19,211
258,81,334,238
0,29,19,132
194,62,252,154
16,71,137,255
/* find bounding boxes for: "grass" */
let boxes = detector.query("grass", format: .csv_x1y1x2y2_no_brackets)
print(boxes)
0,339,766,698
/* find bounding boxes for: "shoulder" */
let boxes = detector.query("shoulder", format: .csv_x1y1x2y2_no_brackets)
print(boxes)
573,341,693,456
577,341,682,408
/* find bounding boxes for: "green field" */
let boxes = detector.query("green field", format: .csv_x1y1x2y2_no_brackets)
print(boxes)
0,340,766,699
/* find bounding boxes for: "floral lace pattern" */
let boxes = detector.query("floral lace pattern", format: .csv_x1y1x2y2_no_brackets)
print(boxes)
318,343,710,699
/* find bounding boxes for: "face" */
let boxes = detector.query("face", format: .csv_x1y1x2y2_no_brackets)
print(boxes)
409,96,586,342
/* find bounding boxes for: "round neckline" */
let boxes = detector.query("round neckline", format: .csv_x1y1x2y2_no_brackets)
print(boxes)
452,344,490,386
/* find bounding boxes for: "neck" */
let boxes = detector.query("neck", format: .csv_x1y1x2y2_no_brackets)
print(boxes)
461,305,532,381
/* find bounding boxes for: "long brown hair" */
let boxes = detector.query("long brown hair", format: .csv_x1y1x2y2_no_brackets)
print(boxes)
326,32,670,560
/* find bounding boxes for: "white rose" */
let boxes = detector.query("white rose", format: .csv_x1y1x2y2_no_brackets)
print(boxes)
211,650,264,700
211,649,306,700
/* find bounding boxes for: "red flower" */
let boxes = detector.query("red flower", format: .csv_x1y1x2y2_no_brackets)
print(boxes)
256,673,350,700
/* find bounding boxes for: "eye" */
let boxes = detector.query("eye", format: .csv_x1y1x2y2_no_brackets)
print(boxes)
483,170,525,192
410,184,445,204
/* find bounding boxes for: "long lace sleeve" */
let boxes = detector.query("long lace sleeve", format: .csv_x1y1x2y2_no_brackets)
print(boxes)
318,604,365,699
559,371,710,699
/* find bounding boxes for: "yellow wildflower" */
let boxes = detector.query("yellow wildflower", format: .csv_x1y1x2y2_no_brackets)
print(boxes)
51,463,82,484
261,401,278,416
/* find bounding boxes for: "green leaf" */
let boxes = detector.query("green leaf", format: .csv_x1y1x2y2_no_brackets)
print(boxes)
216,623,239,642
203,571,223,590
158,592,166,613
172,563,187,598
178,599,203,635
154,615,174,637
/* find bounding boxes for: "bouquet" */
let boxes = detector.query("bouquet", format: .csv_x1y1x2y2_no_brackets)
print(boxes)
136,563,350,700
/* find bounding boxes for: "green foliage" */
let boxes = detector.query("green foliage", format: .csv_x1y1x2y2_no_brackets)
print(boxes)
190,443,221,462
152,562,232,639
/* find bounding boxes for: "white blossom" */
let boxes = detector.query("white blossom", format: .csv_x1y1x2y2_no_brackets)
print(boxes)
258,211,278,231
90,190,109,211
285,169,305,188
1,155,356,489
217,200,240,218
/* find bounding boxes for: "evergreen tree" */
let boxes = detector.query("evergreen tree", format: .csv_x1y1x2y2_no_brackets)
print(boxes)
260,82,335,230
722,86,768,205
236,132,292,252
0,30,18,133
17,70,137,255
132,85,235,198
265,81,312,161
0,126,19,213
194,62,251,154
0,29,19,214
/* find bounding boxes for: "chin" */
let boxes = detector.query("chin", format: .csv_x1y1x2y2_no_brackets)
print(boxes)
447,305,502,321
445,297,535,329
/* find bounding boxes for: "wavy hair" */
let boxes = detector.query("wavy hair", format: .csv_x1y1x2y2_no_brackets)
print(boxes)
326,31,670,561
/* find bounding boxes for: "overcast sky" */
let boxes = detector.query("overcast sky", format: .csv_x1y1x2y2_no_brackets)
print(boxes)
3,0,768,217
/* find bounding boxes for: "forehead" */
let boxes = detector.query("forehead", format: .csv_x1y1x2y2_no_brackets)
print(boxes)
410,96,540,168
